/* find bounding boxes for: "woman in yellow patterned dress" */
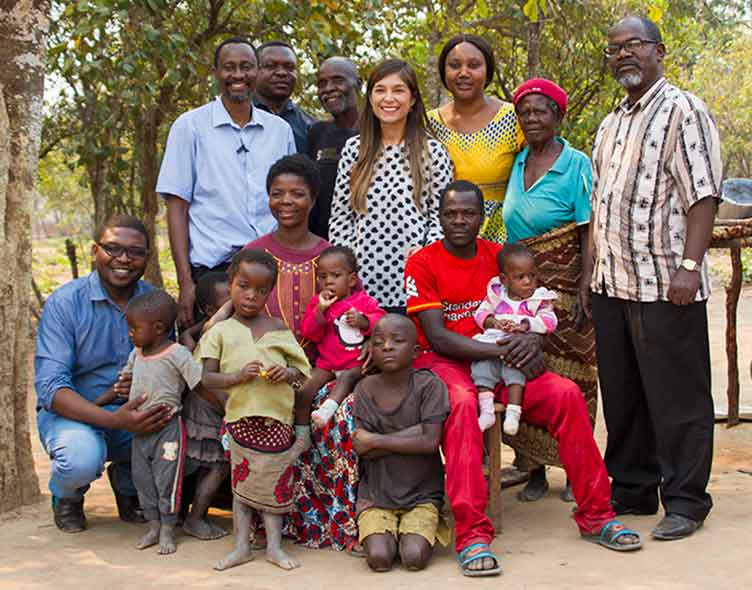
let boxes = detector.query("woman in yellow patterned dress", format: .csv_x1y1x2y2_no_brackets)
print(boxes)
428,34,525,243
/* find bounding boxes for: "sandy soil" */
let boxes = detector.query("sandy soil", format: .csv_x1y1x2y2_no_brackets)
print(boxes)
2,288,751,590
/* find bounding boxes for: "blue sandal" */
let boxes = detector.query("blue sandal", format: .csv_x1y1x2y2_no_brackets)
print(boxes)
582,520,643,552
457,542,502,577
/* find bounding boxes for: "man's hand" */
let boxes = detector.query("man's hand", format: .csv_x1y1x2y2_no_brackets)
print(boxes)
236,361,263,383
352,428,380,456
497,333,545,379
344,308,369,330
112,394,171,434
177,281,196,328
318,290,338,312
668,267,700,306
112,371,132,398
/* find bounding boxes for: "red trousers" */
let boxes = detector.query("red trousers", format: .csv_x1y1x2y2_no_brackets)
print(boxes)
414,351,615,552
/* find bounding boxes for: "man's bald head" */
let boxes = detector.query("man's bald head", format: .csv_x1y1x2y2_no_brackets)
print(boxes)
317,57,360,118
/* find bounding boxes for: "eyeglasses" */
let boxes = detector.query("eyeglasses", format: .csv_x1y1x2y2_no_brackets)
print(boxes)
97,242,149,260
603,39,658,59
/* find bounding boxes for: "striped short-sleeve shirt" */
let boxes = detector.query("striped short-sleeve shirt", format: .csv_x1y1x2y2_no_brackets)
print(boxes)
591,78,722,302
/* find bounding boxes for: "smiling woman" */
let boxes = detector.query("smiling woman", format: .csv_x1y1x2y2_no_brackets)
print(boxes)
329,59,453,313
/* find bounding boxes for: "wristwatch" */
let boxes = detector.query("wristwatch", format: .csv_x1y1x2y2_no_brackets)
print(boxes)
680,258,699,272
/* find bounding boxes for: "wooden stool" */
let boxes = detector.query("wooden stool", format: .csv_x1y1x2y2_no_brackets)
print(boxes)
484,402,505,533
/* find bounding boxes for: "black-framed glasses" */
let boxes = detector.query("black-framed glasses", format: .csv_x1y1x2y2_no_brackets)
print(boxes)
97,242,149,260
603,38,658,59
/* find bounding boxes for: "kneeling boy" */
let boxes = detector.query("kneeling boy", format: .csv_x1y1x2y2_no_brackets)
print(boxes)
352,314,450,572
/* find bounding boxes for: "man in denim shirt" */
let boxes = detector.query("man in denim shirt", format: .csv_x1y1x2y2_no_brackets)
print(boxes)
35,216,172,533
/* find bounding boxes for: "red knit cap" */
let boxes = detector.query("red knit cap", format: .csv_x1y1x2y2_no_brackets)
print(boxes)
513,78,568,115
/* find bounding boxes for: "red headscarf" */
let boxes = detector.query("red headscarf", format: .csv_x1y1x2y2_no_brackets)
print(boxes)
513,78,568,115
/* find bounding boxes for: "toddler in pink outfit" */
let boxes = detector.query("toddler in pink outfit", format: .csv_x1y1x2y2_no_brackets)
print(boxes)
300,246,386,427
472,243,557,435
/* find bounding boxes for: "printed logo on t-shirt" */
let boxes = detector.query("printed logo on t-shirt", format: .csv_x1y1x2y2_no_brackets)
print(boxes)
162,441,179,461
443,300,482,322
334,315,365,350
316,147,339,161
405,275,418,299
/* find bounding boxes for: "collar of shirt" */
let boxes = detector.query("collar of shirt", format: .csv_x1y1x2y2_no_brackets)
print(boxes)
616,77,667,115
212,96,263,129
516,136,573,175
253,95,294,115
86,270,151,306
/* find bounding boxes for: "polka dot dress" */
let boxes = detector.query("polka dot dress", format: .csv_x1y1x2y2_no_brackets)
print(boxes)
329,136,453,308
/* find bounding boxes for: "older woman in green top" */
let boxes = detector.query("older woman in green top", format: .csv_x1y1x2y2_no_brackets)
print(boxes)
501,78,597,503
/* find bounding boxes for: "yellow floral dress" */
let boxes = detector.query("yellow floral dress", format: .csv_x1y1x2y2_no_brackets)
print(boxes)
428,103,524,243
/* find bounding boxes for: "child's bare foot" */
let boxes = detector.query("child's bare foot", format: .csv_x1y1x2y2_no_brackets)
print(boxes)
266,546,300,570
136,521,160,550
214,546,254,571
183,516,228,540
158,524,177,555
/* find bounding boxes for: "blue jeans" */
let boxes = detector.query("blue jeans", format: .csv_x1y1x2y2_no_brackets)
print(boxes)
37,406,137,500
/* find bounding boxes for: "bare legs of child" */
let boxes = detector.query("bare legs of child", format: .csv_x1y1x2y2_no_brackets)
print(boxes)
503,384,524,436
183,465,230,540
298,367,335,428
364,533,432,572
136,521,177,554
214,498,254,571
214,429,311,571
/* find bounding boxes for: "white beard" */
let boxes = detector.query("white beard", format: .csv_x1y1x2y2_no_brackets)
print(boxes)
616,71,643,89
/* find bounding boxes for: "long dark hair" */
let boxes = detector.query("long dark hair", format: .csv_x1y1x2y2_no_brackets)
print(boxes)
350,59,429,215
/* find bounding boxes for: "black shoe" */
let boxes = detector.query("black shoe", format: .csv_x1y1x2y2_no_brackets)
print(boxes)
651,513,703,540
611,499,658,516
106,464,146,523
52,496,86,533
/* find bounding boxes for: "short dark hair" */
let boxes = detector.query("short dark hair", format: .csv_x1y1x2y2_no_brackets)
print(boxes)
196,271,229,312
266,154,321,201
438,180,484,212
95,215,150,249
318,245,358,273
614,15,663,43
228,248,278,285
257,40,295,61
214,36,256,68
438,34,495,89
126,289,177,326
497,243,535,274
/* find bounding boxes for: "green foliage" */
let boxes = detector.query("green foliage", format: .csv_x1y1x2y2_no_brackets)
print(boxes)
38,0,751,294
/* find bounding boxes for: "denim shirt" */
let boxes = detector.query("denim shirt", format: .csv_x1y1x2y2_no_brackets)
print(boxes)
34,271,154,412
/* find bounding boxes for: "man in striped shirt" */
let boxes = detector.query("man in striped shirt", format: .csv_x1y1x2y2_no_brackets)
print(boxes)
583,15,722,541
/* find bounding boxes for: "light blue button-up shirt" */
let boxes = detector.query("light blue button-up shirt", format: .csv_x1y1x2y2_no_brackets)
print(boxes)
34,271,155,411
156,96,296,268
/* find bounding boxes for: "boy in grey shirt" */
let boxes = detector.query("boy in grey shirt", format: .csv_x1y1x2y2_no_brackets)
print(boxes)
97,290,202,554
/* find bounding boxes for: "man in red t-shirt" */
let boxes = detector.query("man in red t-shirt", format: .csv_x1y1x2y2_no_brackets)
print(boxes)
405,180,642,576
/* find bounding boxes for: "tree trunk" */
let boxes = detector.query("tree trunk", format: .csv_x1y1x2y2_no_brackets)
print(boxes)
526,19,541,79
0,0,50,512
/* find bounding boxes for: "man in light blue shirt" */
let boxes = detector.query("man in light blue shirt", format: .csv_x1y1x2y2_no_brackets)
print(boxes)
157,36,295,326
35,216,172,533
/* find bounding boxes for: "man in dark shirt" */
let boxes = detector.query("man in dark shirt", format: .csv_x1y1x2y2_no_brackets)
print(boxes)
253,40,316,153
307,57,360,239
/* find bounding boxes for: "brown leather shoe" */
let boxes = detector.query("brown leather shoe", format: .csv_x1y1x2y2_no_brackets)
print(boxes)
52,496,86,533
106,464,146,523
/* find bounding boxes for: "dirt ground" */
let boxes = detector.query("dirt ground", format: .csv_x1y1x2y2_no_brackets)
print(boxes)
2,288,751,590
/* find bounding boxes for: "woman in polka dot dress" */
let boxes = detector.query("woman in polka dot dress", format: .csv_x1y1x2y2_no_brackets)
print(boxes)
329,58,454,314
427,34,525,244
